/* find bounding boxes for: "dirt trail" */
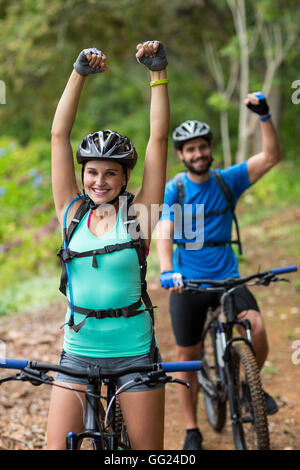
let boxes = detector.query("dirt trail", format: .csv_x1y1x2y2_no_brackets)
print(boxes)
0,209,299,450
0,278,299,451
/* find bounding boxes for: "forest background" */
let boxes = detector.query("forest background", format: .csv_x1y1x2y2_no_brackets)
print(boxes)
0,0,300,315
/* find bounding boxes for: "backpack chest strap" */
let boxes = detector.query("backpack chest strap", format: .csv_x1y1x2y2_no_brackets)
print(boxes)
65,299,146,332
58,239,144,268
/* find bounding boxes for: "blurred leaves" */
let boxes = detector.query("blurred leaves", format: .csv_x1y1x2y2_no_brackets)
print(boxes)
0,0,299,160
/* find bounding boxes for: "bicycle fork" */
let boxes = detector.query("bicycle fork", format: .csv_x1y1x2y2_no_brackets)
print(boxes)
66,382,118,450
216,321,254,425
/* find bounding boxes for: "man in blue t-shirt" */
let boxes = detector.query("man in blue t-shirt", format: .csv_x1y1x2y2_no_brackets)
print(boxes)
156,92,281,450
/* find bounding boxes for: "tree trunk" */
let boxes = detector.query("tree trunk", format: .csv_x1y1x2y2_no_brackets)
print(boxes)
220,110,232,168
235,0,249,163
227,0,249,164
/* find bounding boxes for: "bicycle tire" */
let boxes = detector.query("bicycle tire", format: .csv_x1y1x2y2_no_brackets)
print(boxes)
229,342,270,450
200,327,227,432
114,399,131,450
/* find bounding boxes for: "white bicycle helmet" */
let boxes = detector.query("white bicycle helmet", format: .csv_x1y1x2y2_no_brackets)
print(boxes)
172,120,212,150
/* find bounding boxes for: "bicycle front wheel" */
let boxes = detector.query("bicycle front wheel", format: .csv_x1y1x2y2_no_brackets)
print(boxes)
229,342,270,450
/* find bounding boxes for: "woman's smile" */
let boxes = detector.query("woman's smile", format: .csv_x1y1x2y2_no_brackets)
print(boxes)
91,187,111,196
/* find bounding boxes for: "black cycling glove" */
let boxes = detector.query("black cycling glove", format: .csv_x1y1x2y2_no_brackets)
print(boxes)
74,48,105,76
246,92,269,116
137,41,168,71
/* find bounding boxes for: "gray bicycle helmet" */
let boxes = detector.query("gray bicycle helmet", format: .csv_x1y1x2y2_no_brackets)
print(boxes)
76,130,137,169
172,120,212,150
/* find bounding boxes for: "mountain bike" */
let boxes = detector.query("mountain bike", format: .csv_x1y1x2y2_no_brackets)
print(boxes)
184,265,298,450
0,357,202,450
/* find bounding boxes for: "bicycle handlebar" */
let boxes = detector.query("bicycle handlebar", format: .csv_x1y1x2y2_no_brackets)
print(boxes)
0,358,202,378
270,265,298,275
184,265,298,290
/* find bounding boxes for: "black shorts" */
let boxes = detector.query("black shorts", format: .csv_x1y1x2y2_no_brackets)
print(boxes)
169,286,259,347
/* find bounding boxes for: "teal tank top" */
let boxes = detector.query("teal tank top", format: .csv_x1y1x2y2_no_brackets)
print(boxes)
63,209,153,358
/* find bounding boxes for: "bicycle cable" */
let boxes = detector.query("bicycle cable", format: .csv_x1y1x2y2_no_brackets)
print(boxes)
62,382,85,425
104,379,136,429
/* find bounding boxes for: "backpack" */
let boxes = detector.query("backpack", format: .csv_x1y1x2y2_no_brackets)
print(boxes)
57,191,157,361
173,170,243,260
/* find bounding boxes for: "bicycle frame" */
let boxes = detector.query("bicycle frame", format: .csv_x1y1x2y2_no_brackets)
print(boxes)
200,287,258,426
202,288,255,363
185,265,297,449
219,288,255,353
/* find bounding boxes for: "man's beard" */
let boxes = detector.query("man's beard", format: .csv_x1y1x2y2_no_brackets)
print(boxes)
183,156,214,175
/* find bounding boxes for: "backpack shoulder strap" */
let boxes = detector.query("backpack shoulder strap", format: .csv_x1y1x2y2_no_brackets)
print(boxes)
57,196,90,295
65,198,90,244
212,170,243,255
172,172,186,206
121,191,158,361
212,169,234,212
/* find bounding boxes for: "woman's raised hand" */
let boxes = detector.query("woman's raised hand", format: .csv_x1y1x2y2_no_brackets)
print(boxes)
136,41,168,71
73,48,107,76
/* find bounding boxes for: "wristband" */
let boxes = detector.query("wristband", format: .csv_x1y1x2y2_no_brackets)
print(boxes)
150,78,169,87
259,113,272,122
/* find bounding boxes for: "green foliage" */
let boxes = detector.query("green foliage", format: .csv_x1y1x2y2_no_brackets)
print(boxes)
239,163,300,226
207,92,232,112
0,137,61,291
0,0,299,165
0,274,61,316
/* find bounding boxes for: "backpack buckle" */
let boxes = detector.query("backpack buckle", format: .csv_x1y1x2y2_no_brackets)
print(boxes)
132,239,143,249
105,244,117,254
57,248,73,264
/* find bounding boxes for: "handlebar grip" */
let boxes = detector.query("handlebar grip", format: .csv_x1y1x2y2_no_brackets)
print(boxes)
161,361,202,372
0,358,28,369
270,265,298,275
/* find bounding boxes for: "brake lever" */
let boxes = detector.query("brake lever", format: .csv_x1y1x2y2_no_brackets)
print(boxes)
19,369,54,387
256,274,291,286
134,373,191,389
0,374,21,385
274,277,291,283
170,378,190,389
256,273,276,286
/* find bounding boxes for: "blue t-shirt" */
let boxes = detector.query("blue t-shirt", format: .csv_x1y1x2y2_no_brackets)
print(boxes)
160,163,251,280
